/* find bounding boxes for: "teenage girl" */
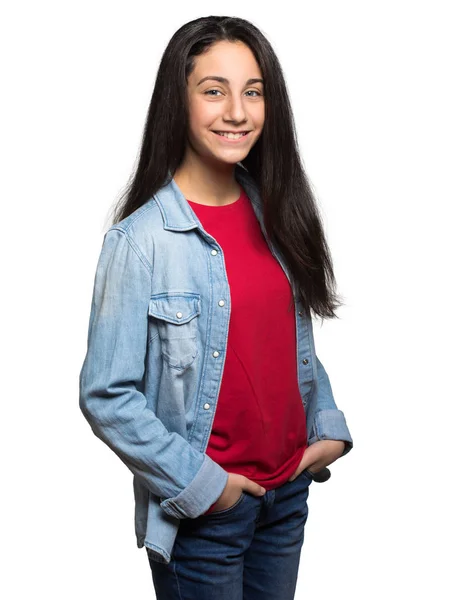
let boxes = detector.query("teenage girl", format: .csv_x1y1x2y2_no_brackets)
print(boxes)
79,15,353,600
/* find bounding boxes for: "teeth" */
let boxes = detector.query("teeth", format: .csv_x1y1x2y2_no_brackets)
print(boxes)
216,131,247,139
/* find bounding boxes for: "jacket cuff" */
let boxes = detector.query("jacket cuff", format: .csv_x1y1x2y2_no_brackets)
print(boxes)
308,409,353,456
160,454,229,519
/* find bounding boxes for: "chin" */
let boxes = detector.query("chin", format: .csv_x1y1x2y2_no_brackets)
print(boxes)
203,147,247,163
214,153,249,165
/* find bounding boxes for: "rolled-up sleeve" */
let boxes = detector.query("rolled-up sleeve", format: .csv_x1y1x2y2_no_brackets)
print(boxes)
309,356,353,456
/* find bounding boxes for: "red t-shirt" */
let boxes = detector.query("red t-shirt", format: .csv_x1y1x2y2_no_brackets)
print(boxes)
186,186,307,513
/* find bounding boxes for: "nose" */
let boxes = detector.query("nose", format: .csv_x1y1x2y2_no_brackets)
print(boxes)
223,94,248,125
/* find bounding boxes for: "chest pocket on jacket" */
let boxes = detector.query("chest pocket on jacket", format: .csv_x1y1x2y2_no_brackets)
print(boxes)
148,293,201,370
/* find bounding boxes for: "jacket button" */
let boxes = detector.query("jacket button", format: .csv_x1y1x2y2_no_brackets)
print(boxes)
203,403,211,410
218,300,225,307
211,249,218,255
298,311,304,317
302,358,309,365
176,312,183,319
213,351,220,358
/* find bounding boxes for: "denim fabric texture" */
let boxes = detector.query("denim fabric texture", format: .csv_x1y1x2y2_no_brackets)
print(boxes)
79,163,353,565
147,471,314,599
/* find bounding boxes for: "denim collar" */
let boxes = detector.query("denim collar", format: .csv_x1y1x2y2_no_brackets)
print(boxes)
154,163,262,232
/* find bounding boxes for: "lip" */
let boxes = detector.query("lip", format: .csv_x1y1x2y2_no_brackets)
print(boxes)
211,131,252,143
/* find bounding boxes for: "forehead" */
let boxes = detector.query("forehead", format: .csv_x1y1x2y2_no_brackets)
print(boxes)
190,41,262,79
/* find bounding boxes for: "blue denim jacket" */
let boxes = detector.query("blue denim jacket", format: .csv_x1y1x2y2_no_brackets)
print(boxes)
79,163,353,564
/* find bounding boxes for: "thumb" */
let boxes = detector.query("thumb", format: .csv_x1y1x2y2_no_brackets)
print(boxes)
245,478,266,496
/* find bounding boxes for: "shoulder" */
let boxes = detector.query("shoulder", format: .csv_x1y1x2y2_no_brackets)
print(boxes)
108,197,161,237
98,198,163,275
106,196,163,253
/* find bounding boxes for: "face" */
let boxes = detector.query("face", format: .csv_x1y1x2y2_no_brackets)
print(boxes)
185,40,265,167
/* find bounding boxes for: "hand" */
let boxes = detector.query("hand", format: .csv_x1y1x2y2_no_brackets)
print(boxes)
288,440,345,481
212,473,266,512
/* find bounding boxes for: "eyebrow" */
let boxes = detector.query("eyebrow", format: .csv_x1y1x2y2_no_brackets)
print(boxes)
196,76,264,87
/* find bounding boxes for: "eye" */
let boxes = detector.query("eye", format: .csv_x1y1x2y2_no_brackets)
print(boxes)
204,89,263,97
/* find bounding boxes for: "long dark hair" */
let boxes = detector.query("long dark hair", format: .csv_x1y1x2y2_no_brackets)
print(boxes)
109,15,344,321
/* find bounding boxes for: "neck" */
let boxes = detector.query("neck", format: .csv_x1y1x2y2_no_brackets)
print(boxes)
173,153,241,206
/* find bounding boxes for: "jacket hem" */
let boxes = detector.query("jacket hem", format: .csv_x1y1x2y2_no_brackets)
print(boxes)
142,541,172,565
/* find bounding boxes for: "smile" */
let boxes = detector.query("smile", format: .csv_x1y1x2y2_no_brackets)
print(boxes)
212,131,251,142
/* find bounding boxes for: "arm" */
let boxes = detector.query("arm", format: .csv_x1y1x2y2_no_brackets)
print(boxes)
309,355,353,457
79,228,228,519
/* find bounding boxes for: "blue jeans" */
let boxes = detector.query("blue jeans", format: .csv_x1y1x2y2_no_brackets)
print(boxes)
146,469,314,599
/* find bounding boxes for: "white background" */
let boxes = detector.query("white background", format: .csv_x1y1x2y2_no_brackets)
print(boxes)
2,1,457,598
